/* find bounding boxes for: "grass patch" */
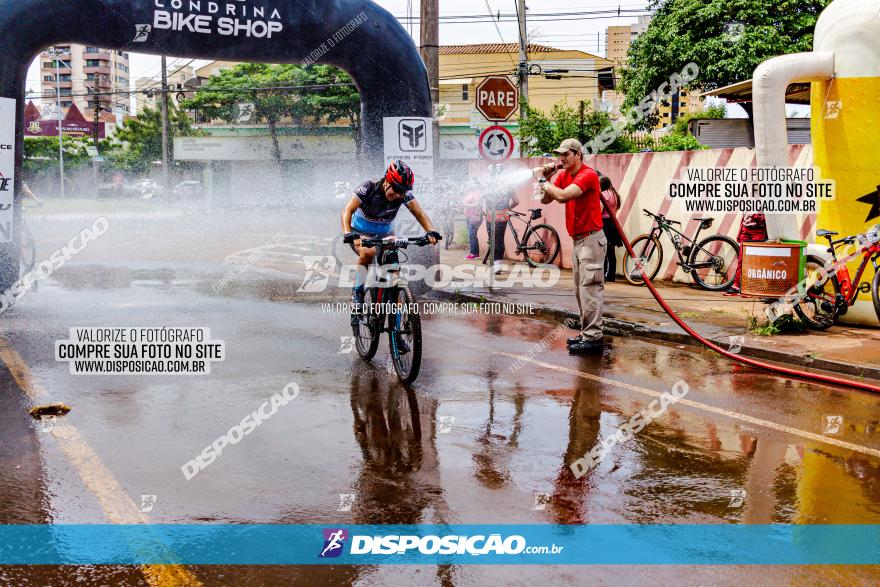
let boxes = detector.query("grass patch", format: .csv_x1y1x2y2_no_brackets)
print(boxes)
748,313,807,336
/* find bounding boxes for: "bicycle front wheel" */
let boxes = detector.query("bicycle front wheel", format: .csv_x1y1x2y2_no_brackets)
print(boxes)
522,224,560,268
353,289,381,360
623,234,663,285
689,235,739,291
388,285,422,384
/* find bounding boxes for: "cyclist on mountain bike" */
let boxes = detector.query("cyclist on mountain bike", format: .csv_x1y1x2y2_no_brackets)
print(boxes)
341,160,440,318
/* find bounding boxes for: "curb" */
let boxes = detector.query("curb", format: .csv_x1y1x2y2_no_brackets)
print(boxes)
432,289,880,383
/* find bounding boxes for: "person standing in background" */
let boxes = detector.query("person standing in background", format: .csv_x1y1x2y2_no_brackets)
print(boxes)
483,164,519,274
534,139,606,354
599,175,622,282
463,183,483,260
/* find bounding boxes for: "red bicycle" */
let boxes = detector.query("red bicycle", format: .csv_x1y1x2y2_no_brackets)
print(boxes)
795,224,880,329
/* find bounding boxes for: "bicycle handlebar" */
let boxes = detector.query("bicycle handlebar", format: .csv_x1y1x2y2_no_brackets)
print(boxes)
351,235,441,248
643,209,680,225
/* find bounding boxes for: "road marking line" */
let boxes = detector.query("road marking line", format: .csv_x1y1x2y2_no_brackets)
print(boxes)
0,339,202,586
493,350,880,460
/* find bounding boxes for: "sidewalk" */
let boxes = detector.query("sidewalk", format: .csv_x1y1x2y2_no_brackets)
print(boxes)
436,247,880,382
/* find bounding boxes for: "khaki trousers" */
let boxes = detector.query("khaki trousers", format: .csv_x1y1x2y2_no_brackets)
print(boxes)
572,231,607,341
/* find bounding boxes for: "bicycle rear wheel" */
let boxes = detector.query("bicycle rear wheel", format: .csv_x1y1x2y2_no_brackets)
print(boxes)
792,255,839,330
872,268,880,323
388,285,422,384
623,234,663,285
522,223,560,268
689,235,739,291
353,288,381,359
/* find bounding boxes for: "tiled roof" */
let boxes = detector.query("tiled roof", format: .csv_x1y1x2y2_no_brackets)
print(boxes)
439,43,559,55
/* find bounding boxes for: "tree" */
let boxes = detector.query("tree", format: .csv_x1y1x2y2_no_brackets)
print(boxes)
23,136,92,175
182,63,362,162
102,104,199,175
619,0,830,128
517,99,635,157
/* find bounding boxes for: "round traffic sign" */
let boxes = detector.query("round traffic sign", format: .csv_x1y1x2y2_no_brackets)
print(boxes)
478,126,515,161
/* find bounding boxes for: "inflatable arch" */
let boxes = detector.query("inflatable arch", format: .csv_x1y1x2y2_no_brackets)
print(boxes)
0,0,432,288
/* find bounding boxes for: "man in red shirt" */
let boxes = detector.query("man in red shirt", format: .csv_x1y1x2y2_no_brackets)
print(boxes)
534,138,606,353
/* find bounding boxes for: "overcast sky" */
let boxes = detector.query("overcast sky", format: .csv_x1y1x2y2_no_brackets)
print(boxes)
28,1,789,118
26,1,650,95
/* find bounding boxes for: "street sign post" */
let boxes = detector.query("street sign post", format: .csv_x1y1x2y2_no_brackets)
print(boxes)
478,126,515,161
475,76,519,122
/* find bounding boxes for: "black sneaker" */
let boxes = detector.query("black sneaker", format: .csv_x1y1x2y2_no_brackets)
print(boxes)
568,338,604,354
394,333,410,355
567,335,585,346
351,286,365,326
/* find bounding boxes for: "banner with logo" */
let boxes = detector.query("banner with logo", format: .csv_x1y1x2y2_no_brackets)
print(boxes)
0,524,878,564
0,98,14,243
383,117,434,195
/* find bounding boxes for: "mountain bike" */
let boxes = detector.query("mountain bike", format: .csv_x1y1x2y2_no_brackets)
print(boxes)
481,208,560,268
793,224,880,329
622,209,739,291
346,234,439,384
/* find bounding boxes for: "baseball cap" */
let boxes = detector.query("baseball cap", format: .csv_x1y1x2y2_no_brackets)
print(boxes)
553,138,583,155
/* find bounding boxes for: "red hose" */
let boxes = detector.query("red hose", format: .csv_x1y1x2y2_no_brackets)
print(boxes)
600,193,880,394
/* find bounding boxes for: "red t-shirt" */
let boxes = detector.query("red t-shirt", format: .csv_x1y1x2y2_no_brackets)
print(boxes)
553,164,602,236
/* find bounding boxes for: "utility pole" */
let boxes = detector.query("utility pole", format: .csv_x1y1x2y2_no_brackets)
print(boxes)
579,100,585,139
516,0,529,156
420,0,440,164
49,49,66,199
419,0,439,106
92,87,101,148
160,55,170,193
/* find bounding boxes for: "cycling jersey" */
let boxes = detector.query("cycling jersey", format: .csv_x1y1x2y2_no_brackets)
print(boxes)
353,180,414,223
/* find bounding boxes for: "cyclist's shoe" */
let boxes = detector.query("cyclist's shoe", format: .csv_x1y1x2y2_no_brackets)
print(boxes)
567,335,585,346
350,286,365,326
394,332,410,355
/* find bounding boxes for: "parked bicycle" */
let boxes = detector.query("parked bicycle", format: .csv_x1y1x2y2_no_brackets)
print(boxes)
345,234,439,384
793,224,880,330
622,209,739,291
481,208,560,268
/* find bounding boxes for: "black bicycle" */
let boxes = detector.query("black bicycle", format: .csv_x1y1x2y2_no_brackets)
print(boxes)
481,208,560,268
622,209,739,291
346,234,439,384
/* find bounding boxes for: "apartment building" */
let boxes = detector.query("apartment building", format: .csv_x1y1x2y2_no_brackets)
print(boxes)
40,44,130,117
134,64,196,114
605,15,652,65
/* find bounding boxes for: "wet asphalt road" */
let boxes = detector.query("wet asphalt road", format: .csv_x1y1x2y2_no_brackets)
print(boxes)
1,207,879,585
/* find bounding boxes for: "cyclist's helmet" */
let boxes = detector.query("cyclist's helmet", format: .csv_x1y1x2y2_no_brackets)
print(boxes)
385,160,415,194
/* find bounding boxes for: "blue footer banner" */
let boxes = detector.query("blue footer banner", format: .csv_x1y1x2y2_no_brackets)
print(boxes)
0,525,878,565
